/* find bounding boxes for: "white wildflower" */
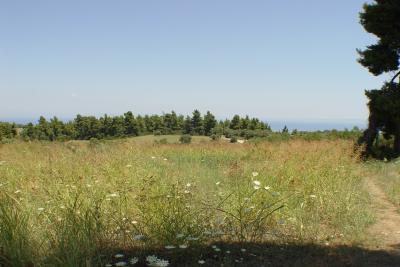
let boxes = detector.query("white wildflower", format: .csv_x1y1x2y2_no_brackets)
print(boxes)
38,207,44,212
179,244,188,249
252,171,259,177
215,181,220,186
253,180,261,186
115,253,124,258
264,186,271,190
198,260,205,264
146,255,158,264
310,195,317,198
154,259,169,267
131,220,138,225
253,185,261,190
130,257,139,265
186,183,191,187
115,261,127,266
164,245,175,249
146,256,169,267
241,248,246,252
126,164,132,168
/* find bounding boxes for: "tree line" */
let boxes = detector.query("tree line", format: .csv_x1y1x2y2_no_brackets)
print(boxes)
17,110,271,141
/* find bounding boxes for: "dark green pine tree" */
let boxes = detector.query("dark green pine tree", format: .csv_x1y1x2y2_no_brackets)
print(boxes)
37,116,53,140
229,115,241,130
124,111,139,136
183,115,192,135
191,110,204,135
203,111,217,136
357,0,400,154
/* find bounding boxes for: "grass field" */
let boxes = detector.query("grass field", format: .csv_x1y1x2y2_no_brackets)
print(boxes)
363,159,400,209
129,135,212,144
0,138,376,266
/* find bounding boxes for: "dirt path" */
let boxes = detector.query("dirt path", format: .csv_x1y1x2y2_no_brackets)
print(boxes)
366,177,400,252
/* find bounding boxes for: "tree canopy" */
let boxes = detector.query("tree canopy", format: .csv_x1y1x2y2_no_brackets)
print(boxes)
358,0,400,157
358,0,400,80
18,111,272,141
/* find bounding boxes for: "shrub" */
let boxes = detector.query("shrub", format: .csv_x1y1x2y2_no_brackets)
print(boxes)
211,134,221,141
179,134,192,144
230,136,238,143
155,138,168,145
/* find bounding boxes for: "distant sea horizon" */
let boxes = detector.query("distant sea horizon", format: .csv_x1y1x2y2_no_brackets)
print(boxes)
267,120,367,132
1,117,367,132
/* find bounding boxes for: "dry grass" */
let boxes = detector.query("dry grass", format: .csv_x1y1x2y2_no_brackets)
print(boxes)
0,139,372,266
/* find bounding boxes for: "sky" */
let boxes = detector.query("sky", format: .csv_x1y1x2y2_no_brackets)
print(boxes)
0,0,390,125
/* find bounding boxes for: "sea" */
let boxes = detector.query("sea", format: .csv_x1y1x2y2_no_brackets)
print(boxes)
267,120,367,132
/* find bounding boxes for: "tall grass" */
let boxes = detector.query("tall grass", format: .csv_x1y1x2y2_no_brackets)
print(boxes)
0,192,36,267
364,159,400,207
0,140,372,266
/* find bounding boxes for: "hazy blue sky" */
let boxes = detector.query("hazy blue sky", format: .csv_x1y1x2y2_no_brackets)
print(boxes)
0,0,389,123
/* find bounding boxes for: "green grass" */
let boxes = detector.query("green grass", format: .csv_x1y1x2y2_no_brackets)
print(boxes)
363,159,400,208
0,139,373,266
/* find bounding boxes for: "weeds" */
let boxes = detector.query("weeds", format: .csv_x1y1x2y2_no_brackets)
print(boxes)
0,139,372,266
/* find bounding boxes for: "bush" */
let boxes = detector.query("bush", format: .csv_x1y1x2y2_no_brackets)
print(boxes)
230,136,238,143
155,138,168,145
179,134,192,144
211,134,221,141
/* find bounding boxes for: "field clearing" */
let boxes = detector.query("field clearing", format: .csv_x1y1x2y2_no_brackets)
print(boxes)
128,135,212,144
0,139,376,266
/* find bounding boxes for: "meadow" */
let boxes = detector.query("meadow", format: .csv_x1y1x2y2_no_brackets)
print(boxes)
0,138,377,266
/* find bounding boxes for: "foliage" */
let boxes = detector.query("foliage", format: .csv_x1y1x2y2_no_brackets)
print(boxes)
230,136,238,143
179,134,192,144
358,0,400,76
16,111,272,142
0,122,17,142
357,0,400,156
